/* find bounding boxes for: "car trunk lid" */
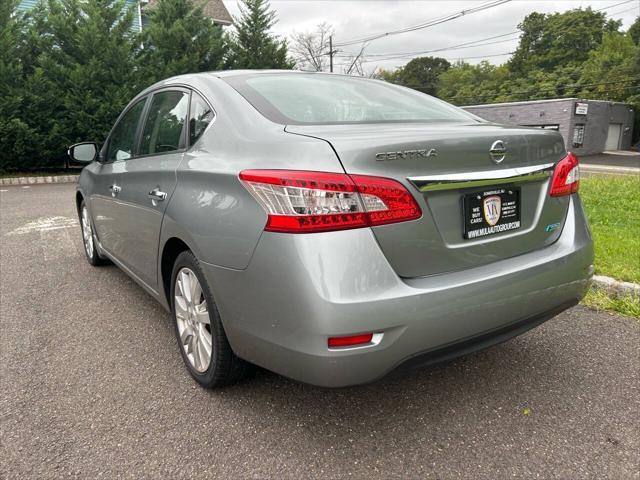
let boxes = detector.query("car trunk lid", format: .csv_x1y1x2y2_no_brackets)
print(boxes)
285,122,570,278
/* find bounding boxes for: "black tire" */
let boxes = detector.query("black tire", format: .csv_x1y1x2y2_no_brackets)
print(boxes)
79,200,109,266
170,250,249,388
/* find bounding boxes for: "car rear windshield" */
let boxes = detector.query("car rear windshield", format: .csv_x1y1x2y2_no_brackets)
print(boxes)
223,73,477,125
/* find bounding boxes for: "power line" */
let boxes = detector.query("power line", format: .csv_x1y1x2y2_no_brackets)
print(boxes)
334,52,513,73
334,0,631,50
336,38,520,62
327,0,638,72
606,6,640,17
337,31,521,60
333,0,512,47
331,52,516,71
595,0,635,12
361,51,515,65
334,0,511,47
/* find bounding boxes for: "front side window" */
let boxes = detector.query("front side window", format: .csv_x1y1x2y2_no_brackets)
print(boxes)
189,92,214,147
139,91,189,155
106,98,146,162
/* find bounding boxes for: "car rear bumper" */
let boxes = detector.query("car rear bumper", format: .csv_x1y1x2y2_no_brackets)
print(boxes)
203,195,593,387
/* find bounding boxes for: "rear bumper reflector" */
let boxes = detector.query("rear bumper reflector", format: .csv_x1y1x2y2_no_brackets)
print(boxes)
328,333,374,348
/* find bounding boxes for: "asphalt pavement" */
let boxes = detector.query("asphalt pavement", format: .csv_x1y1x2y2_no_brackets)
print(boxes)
581,151,640,176
582,151,640,169
1,183,639,479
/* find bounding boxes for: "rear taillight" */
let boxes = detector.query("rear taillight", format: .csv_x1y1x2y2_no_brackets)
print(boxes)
239,170,421,233
550,153,580,197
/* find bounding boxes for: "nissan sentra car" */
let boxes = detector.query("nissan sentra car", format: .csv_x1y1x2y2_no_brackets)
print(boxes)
69,71,593,388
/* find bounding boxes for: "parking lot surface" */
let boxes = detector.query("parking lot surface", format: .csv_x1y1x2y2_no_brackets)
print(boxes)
1,183,639,479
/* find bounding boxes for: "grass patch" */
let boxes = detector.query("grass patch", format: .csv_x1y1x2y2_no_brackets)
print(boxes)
582,289,640,319
579,175,640,284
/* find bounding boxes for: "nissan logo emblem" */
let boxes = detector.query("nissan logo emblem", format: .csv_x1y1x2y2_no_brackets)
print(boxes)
489,140,507,164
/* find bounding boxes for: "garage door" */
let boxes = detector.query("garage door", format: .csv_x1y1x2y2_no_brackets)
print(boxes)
605,123,622,150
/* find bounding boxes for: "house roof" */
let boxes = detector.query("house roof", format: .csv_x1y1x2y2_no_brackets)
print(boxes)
144,0,233,25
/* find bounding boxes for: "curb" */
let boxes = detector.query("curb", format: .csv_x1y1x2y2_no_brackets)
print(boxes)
592,275,640,298
0,175,79,186
581,164,640,176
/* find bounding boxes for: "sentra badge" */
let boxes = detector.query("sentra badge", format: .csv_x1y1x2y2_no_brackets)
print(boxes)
375,149,438,161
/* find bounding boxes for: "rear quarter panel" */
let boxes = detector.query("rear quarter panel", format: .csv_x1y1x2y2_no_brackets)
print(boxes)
160,76,345,270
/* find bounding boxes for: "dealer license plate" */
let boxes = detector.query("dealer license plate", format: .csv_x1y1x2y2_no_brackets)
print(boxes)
463,187,521,239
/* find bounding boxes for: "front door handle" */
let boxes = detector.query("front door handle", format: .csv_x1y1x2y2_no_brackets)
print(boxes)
109,184,121,197
148,188,167,203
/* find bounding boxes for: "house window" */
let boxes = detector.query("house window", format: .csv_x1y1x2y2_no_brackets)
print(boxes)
572,124,585,148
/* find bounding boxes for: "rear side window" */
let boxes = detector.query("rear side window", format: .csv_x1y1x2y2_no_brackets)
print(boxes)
139,91,189,155
106,98,146,162
189,92,214,147
224,73,477,125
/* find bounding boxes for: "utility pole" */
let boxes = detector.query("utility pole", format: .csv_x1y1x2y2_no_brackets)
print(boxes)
329,35,333,73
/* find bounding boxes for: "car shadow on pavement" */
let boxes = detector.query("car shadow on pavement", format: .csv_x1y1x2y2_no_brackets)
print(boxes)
203,325,580,439
103,263,602,451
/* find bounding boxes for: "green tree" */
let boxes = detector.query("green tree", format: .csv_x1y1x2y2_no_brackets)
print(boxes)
375,68,397,83
226,0,293,69
578,31,640,143
0,0,34,172
578,31,639,101
509,8,621,75
437,61,510,105
628,16,640,46
2,0,139,171
138,0,226,84
384,56,450,96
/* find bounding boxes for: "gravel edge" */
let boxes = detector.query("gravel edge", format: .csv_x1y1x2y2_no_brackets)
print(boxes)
592,275,640,298
0,175,80,185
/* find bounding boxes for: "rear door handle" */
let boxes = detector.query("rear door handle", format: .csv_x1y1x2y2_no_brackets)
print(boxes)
148,188,167,202
109,184,121,197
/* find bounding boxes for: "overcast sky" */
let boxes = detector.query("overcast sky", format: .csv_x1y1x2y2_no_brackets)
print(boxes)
221,0,639,73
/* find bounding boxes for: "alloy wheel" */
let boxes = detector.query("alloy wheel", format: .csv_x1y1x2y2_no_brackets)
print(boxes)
81,206,94,258
174,268,212,373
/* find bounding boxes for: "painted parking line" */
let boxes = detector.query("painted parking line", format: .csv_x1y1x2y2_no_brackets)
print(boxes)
40,226,78,261
5,216,78,236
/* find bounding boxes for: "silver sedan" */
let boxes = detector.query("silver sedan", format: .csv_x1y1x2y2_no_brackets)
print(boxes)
70,71,593,388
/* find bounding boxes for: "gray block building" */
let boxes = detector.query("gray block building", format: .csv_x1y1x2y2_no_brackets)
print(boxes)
463,98,635,156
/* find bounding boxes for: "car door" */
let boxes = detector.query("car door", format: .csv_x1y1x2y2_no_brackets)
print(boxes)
111,88,190,290
90,97,148,257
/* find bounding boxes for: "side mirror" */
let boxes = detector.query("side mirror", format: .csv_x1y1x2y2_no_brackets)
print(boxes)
68,142,98,163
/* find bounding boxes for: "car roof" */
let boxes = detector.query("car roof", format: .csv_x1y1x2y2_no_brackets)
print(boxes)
165,70,356,82
135,70,384,108
212,69,304,78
